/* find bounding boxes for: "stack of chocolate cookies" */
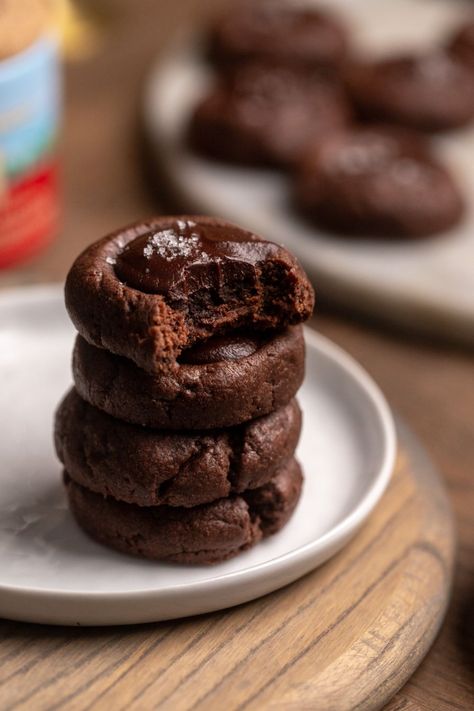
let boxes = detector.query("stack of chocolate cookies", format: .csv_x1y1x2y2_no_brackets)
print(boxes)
55,216,314,564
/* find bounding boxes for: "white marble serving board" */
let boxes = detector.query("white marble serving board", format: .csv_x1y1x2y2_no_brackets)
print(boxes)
144,0,474,346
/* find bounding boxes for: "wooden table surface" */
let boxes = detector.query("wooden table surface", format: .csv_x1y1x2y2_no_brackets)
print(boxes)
0,2,472,709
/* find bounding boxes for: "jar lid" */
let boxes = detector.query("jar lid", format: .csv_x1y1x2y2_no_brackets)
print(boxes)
0,0,51,60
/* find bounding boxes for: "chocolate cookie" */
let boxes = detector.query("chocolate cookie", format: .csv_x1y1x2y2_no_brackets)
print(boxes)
346,52,474,132
208,0,348,74
72,326,305,430
448,21,474,71
55,388,302,507
64,458,303,564
65,216,314,374
294,126,464,238
189,64,350,168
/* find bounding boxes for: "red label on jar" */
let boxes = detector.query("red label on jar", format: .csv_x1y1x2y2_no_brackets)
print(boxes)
0,35,61,269
0,162,59,268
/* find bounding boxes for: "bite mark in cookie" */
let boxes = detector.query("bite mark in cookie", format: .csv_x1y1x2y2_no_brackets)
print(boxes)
65,216,314,374
72,326,305,430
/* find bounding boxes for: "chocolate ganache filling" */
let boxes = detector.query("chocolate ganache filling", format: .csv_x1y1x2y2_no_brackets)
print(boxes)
180,332,262,364
114,218,278,297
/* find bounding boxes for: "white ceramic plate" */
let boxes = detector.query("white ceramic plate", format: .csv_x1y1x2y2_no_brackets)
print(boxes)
144,0,474,346
0,285,395,626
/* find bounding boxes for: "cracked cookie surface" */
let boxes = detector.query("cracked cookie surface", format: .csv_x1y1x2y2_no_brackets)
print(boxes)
208,0,349,73
189,64,350,168
64,458,303,564
55,389,301,507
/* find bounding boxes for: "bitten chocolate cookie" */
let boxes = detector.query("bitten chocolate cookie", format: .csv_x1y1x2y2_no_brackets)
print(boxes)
294,127,464,238
65,216,314,374
208,0,348,74
72,326,304,430
448,21,474,71
189,64,350,168
55,389,302,507
346,52,474,132
64,458,303,564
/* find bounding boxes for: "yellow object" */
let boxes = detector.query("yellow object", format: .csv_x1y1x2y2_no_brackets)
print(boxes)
0,0,103,62
51,0,104,60
0,0,50,59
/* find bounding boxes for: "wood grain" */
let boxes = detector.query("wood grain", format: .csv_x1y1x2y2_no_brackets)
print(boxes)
0,2,473,708
0,426,455,710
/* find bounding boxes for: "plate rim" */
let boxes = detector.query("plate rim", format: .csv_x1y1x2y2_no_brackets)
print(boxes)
0,284,396,605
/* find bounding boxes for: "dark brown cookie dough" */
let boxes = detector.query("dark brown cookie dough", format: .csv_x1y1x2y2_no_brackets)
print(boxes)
208,0,348,74
72,326,305,430
448,21,474,71
65,216,314,374
64,458,303,564
189,64,350,168
55,388,302,507
294,126,464,238
346,52,474,132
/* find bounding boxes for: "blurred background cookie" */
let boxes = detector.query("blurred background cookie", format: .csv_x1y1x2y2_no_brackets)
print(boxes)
189,64,350,168
294,126,464,238
208,0,349,75
447,19,474,72
346,52,474,132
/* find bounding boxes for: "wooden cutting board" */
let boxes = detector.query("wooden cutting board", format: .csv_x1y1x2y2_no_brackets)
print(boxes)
0,422,455,710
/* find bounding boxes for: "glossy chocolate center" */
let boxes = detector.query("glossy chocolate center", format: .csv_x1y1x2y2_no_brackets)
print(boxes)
114,219,272,295
180,333,261,365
